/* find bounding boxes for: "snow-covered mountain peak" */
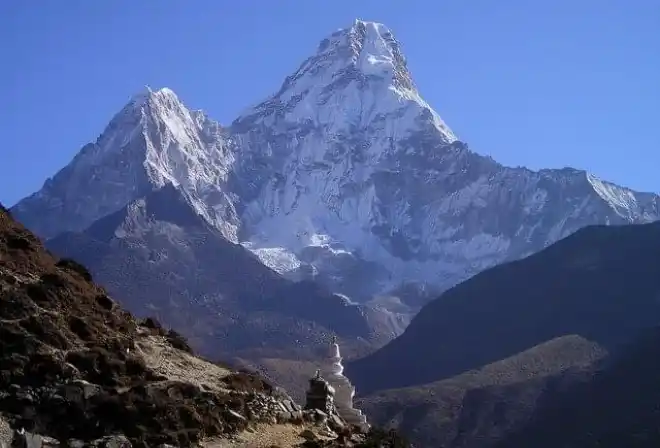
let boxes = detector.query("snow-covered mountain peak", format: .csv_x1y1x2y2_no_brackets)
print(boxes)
130,87,185,114
92,86,190,160
114,86,241,241
130,85,177,102
227,21,465,290
12,85,241,241
234,19,456,145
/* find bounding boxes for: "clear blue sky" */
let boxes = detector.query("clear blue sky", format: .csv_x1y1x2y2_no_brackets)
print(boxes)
1,0,658,206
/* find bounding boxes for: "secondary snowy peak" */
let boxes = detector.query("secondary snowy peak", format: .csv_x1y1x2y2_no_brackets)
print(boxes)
87,87,198,176
12,87,240,241
120,87,237,192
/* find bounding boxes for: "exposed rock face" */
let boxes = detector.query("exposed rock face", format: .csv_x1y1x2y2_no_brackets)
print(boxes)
11,20,660,311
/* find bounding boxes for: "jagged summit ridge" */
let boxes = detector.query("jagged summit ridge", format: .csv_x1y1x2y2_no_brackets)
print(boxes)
129,85,177,104
98,87,208,187
317,20,412,89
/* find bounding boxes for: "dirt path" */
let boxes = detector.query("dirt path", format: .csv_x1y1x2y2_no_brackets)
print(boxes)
135,332,232,393
202,423,306,448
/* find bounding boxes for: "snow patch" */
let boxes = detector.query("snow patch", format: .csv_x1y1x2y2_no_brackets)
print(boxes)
244,244,302,275
587,172,640,220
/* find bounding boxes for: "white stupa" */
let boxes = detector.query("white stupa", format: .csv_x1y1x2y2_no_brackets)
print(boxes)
323,336,370,431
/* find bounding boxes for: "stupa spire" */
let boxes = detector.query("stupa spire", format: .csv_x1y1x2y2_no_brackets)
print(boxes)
323,335,369,431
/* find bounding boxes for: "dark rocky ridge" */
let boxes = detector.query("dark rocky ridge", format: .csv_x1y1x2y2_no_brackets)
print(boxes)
357,335,606,448
345,219,660,447
498,326,660,447
347,221,660,395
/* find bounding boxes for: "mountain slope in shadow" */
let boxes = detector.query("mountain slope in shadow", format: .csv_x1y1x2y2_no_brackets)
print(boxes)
499,325,660,448
357,335,607,447
347,221,660,395
46,184,390,362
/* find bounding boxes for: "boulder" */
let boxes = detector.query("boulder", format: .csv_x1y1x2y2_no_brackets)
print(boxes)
92,435,132,447
300,429,318,441
60,379,100,403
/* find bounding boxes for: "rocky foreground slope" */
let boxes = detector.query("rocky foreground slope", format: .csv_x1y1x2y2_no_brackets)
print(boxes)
0,203,406,447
